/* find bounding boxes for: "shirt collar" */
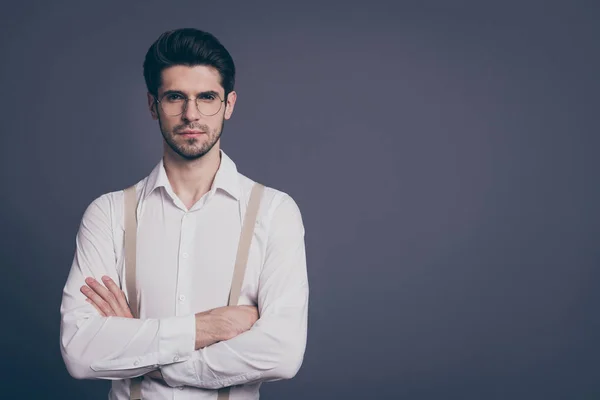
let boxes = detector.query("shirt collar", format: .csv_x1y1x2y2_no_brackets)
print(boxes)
143,149,241,201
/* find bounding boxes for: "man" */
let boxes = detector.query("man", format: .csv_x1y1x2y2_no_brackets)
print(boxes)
59,28,308,399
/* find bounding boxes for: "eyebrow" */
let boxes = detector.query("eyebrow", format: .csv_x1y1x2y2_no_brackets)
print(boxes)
161,90,221,97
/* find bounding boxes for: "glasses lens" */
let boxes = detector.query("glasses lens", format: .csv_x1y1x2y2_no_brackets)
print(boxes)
160,95,185,116
196,95,222,116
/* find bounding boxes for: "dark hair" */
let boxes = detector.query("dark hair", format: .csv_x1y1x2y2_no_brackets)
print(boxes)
143,28,235,98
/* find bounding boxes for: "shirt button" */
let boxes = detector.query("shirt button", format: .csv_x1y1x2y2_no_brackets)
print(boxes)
133,360,140,366
182,252,189,259
173,355,180,362
179,294,186,302
178,387,184,390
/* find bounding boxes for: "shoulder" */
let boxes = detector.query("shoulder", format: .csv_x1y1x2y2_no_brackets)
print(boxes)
237,173,304,233
80,178,147,228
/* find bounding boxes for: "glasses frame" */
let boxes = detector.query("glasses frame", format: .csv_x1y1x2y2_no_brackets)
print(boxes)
154,92,226,117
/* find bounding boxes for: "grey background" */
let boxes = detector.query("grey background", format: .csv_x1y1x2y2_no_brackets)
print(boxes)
1,1,599,399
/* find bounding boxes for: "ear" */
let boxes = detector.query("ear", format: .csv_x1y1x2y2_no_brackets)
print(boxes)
147,92,159,120
223,91,237,120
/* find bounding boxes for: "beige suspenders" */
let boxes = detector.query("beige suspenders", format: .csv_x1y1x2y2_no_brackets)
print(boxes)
216,182,265,400
123,183,265,400
123,186,143,400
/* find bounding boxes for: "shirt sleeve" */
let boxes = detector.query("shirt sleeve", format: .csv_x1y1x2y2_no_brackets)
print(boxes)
59,193,196,380
159,193,309,389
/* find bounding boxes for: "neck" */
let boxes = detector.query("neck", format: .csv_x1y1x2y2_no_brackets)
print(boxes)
162,143,221,206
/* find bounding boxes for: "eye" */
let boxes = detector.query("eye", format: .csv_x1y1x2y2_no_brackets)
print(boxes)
165,93,184,102
199,93,217,101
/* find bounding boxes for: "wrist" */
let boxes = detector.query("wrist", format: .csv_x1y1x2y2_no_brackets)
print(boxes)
194,312,222,349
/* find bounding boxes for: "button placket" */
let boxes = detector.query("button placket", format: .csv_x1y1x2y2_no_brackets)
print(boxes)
176,212,193,316
175,212,192,315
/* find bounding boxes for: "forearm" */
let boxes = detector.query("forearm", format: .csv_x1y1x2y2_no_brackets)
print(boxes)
160,288,308,389
60,307,195,380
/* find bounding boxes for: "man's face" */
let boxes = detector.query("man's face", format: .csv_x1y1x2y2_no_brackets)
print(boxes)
147,65,236,160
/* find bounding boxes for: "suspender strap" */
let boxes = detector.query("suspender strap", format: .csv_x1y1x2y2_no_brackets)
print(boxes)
124,183,265,400
124,185,143,400
218,183,265,400
124,186,139,319
228,183,265,307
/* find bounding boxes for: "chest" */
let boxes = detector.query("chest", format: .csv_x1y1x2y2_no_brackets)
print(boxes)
115,196,266,318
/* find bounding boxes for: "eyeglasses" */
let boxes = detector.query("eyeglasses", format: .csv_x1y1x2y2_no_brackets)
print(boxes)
154,91,225,117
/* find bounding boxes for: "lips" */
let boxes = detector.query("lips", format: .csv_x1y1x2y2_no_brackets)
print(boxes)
179,130,205,135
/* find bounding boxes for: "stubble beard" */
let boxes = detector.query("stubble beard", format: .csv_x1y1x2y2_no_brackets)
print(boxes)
159,116,225,161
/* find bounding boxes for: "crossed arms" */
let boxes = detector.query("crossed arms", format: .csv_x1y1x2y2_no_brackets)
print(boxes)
60,192,308,389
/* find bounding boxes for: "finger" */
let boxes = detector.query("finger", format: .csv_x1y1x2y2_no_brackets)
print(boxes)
81,286,114,316
81,285,116,316
85,277,121,314
101,276,133,318
86,298,107,317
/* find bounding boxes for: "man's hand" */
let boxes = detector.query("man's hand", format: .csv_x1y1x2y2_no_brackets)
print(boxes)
80,276,134,318
194,305,259,350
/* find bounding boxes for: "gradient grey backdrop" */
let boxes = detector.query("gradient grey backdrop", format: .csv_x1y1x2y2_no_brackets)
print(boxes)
1,1,599,399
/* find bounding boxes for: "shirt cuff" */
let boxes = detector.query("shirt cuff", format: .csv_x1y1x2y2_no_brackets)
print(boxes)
158,315,196,366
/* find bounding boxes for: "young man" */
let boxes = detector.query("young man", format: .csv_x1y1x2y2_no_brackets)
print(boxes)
59,28,308,399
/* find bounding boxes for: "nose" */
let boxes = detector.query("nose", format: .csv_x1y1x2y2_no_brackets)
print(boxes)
182,99,201,122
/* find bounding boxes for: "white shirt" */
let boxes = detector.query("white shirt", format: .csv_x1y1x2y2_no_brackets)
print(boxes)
60,150,309,400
